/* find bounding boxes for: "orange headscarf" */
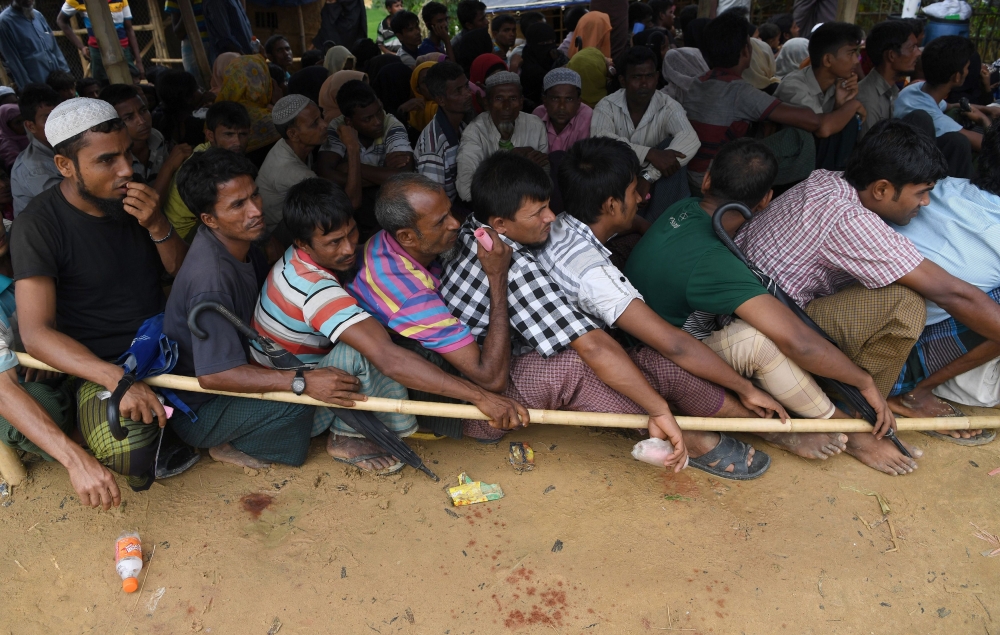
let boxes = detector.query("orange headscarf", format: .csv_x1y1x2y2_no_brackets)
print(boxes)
408,61,438,131
210,52,239,93
568,11,612,58
318,70,368,121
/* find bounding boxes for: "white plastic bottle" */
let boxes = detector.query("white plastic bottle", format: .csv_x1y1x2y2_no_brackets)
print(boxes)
115,530,143,593
632,438,690,470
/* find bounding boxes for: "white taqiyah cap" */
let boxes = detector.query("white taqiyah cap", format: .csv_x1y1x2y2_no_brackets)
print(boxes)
44,97,120,148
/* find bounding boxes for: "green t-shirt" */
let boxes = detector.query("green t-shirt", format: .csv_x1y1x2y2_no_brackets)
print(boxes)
624,198,768,335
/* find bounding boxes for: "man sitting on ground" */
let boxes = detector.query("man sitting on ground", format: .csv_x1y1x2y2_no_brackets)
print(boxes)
532,68,592,153
10,83,61,216
490,13,517,60
441,152,777,479
591,46,700,218
12,98,191,491
318,80,414,238
626,138,918,474
415,62,472,203
164,149,365,470
163,100,252,242
456,71,548,203
253,178,527,472
259,94,359,245
856,20,920,138
736,120,1000,455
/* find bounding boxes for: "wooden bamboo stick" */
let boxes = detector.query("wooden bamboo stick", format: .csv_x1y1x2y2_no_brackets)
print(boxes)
85,0,133,85
14,353,1000,432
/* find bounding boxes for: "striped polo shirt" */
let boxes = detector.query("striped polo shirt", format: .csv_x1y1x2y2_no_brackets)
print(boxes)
252,246,370,367
61,0,132,48
347,230,474,353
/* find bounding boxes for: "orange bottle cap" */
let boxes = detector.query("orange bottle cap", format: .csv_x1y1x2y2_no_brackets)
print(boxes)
122,577,139,593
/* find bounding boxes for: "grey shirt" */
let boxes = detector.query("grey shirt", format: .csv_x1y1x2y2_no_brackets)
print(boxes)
773,66,836,114
856,70,899,138
11,135,62,217
257,138,316,234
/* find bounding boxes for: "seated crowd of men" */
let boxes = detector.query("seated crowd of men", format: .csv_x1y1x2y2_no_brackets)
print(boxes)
2,6,1000,513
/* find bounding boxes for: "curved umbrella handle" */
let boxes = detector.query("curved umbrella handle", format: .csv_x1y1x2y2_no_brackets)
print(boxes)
106,372,137,441
711,201,753,266
188,301,261,341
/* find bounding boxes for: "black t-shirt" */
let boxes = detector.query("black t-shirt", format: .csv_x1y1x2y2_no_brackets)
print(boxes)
10,185,166,360
163,225,260,410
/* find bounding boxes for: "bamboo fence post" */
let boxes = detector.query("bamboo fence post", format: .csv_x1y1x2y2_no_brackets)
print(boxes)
177,0,212,88
85,0,133,84
0,61,10,88
836,0,860,24
296,5,307,54
70,15,91,77
0,441,26,487
697,0,713,19
145,0,171,65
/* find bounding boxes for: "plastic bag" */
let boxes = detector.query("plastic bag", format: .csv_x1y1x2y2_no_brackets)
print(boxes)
631,438,689,470
922,0,972,21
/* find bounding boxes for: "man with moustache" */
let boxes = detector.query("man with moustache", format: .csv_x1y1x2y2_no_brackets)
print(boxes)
11,97,192,493
162,150,371,470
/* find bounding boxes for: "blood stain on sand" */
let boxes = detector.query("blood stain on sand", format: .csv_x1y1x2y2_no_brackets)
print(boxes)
662,471,700,499
240,493,274,519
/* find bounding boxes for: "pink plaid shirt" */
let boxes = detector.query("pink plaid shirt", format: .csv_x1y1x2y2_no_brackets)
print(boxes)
735,170,925,307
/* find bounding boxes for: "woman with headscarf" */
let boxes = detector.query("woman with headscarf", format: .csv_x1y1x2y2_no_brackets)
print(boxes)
743,37,779,94
0,104,28,170
210,52,240,94
217,55,280,155
469,53,509,113
319,70,368,121
775,37,810,78
520,22,563,107
568,11,612,58
661,47,708,103
565,47,608,108
287,66,331,105
324,45,357,74
409,61,438,131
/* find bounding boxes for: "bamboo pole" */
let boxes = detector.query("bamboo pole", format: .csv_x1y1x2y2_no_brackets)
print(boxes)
69,15,91,78
836,0,860,24
177,0,212,88
697,0,713,19
16,353,1000,432
0,441,27,487
85,0,132,84
296,5,307,55
0,61,11,88
145,0,171,65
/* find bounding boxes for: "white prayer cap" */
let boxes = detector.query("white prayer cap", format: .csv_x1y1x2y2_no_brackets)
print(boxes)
45,97,120,148
0,86,14,98
272,94,313,126
485,71,520,89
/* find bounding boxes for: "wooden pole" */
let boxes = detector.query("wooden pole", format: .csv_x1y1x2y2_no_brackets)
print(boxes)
697,0,713,19
145,0,171,66
85,0,133,84
177,0,212,88
296,5,307,55
0,62,11,88
0,441,26,487
836,0,860,24
16,353,1000,432
70,15,91,78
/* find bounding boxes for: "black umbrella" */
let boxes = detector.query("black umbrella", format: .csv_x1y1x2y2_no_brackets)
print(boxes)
712,203,912,458
188,301,440,480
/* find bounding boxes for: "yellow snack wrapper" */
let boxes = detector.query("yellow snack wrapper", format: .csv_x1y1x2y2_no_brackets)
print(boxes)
448,472,504,506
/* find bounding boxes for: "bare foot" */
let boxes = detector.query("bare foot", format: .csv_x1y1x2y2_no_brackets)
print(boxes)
683,431,754,473
756,432,847,459
888,392,982,439
844,433,923,476
327,434,399,472
209,443,271,469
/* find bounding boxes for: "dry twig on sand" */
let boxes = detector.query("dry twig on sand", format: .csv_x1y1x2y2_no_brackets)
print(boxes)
971,523,1000,557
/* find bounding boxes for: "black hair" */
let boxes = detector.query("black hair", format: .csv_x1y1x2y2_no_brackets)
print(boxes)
300,49,325,67
284,177,355,244
268,62,287,89
156,69,199,111
425,61,466,98
421,1,448,26
264,34,289,57
704,138,777,208
648,0,675,22
336,79,379,118
141,84,158,108
808,22,863,69
18,83,61,123
633,27,669,66
564,6,588,32
903,17,924,38
76,77,101,95
700,12,751,68
973,118,1000,196
53,118,128,163
618,45,658,76
45,69,76,93
384,0,399,8
457,0,486,29
844,119,947,193
519,11,545,31
719,5,749,19
375,172,442,235
768,13,794,39
559,137,640,224
471,152,551,224
921,35,974,86
176,147,258,218
490,13,516,34
865,20,915,69
206,100,251,131
757,23,780,42
677,4,698,33
98,83,141,107
390,9,420,35
628,2,653,29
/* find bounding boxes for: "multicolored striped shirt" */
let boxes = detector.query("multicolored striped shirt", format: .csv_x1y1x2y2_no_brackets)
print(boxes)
252,246,370,366
164,0,208,43
61,0,131,48
0,275,16,374
347,230,474,353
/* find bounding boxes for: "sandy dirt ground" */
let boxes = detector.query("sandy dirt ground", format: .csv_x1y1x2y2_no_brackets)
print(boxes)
1,419,999,635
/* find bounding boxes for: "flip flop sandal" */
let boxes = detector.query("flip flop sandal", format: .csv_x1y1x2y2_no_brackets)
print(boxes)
409,431,447,441
688,434,771,481
899,394,964,417
920,429,997,446
332,452,405,474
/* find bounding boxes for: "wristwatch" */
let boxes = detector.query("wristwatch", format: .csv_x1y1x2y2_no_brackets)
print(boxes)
291,369,306,396
641,171,654,183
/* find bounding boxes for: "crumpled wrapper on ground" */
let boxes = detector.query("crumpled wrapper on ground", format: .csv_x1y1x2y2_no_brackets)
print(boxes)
448,472,504,506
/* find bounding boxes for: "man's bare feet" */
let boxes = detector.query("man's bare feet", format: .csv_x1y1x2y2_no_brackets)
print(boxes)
756,432,848,459
327,434,399,472
843,433,923,475
683,431,754,473
209,443,271,469
888,392,983,439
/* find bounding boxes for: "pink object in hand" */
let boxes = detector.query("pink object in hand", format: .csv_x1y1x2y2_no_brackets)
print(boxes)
474,227,493,251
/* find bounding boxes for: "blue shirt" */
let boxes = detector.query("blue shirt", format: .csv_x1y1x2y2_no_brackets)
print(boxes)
893,81,962,137
417,38,446,56
897,178,1000,325
0,275,17,373
0,7,70,90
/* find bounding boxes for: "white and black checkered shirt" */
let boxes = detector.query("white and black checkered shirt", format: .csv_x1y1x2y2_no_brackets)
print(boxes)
440,217,599,358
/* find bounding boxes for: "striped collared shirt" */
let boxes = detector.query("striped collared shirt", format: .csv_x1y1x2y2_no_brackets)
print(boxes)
415,109,466,201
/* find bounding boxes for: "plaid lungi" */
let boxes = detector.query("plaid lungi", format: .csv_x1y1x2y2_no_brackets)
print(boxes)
0,377,75,462
804,283,926,397
891,286,1000,396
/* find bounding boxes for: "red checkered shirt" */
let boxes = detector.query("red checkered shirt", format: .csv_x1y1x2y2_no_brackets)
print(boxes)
734,170,925,307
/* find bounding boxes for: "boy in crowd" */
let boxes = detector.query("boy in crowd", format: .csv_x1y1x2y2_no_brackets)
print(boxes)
419,1,454,60
451,0,488,50
491,14,517,59
10,83,61,216
377,0,403,54
390,10,423,68
416,62,473,202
